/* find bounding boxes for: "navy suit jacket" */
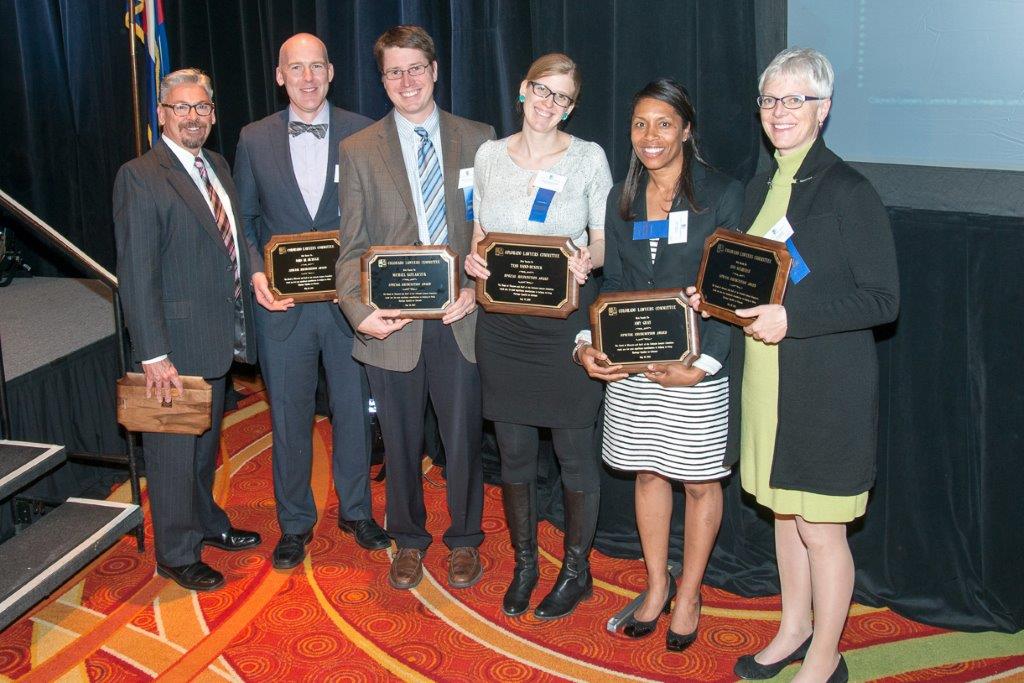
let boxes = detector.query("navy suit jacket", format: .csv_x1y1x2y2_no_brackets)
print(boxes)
113,140,257,378
234,106,372,340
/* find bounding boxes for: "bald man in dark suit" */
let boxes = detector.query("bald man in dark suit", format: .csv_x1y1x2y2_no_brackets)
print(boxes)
234,33,383,570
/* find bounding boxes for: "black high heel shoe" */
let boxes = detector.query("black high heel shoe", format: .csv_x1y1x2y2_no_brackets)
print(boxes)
733,634,813,680
666,596,701,652
621,578,676,638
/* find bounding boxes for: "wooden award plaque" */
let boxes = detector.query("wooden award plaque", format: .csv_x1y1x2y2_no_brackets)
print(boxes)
695,228,793,326
475,232,579,319
360,245,459,319
264,231,340,303
589,289,700,374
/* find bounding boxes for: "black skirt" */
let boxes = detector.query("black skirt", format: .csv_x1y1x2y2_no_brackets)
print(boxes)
475,278,604,428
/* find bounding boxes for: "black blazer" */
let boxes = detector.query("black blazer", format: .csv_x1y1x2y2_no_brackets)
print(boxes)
233,106,372,341
725,136,899,495
113,140,257,377
602,163,743,376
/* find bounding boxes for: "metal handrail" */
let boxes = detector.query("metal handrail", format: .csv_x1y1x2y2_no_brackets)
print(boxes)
0,187,144,551
0,189,116,288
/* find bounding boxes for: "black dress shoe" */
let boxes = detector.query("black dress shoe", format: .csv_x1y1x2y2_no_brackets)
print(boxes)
272,530,314,569
666,596,701,652
156,561,225,591
734,634,813,680
621,578,676,638
338,518,390,550
203,527,262,551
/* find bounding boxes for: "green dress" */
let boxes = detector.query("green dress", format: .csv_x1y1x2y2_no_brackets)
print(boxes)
739,140,869,523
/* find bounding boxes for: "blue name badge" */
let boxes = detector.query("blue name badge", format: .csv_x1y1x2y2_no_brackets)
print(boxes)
786,238,810,284
462,187,474,221
632,219,669,240
528,187,556,223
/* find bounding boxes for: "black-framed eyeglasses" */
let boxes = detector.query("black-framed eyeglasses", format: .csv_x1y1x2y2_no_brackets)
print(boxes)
756,94,827,110
527,81,574,108
382,63,430,81
161,102,215,117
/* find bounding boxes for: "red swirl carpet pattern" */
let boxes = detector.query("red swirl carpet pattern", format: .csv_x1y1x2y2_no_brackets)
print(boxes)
1,385,1021,681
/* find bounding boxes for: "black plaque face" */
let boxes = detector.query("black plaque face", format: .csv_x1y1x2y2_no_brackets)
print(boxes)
593,294,698,372
475,233,579,318
367,252,452,311
696,229,792,325
265,232,340,303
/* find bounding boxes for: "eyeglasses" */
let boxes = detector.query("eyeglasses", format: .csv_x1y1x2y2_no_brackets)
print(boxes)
527,81,574,108
161,102,215,117
756,94,827,110
382,63,430,81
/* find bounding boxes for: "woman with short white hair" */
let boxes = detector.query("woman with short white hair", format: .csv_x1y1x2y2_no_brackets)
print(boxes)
692,47,899,682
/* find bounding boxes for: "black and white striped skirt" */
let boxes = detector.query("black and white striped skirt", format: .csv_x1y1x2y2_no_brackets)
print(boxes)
602,375,730,481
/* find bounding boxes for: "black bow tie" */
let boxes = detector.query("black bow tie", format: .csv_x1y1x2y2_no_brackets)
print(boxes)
288,121,328,139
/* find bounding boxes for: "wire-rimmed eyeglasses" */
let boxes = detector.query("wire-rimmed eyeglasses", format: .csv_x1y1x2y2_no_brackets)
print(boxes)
382,63,430,81
756,94,827,110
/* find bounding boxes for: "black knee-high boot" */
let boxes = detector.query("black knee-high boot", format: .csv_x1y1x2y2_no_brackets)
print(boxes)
534,488,599,620
502,481,538,616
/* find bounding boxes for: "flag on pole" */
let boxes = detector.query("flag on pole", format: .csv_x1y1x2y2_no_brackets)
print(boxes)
125,0,170,147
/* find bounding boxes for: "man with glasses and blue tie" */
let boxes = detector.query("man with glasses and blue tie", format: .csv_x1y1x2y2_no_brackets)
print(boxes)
114,68,260,591
233,33,381,571
335,25,494,591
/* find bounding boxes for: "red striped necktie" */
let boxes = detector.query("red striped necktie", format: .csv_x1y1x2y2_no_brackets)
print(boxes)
194,156,241,300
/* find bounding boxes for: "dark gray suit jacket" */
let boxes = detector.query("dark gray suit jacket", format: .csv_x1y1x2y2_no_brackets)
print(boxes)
113,140,257,377
234,106,373,341
335,109,495,372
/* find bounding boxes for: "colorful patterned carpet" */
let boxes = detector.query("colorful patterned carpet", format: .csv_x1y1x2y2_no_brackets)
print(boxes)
1,386,1022,682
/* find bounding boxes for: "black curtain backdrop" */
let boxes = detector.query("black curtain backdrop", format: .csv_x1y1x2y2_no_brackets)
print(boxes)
2,0,1021,634
0,0,761,275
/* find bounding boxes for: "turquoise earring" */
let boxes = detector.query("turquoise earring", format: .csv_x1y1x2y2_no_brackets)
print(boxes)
518,94,526,103
561,112,568,121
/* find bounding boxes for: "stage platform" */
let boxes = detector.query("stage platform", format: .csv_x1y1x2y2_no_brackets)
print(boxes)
0,276,126,541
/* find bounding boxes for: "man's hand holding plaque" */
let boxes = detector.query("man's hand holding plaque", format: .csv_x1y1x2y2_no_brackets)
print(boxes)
264,231,341,303
471,232,579,319
360,245,459,320
694,228,793,326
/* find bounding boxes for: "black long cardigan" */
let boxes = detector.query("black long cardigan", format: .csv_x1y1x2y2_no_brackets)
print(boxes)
602,163,744,378
724,136,900,496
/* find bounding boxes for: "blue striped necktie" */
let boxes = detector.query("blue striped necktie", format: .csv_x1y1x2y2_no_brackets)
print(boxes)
415,127,448,245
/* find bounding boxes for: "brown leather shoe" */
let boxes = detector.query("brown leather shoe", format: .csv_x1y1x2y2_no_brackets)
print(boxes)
448,546,483,589
388,548,424,590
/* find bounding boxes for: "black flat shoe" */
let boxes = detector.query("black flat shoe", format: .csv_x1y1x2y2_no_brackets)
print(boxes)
826,655,849,683
203,527,262,551
666,596,701,652
733,634,813,680
338,518,390,550
272,530,314,569
156,561,225,591
622,578,677,638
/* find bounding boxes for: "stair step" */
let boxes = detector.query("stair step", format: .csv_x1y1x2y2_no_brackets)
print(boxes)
0,440,66,500
0,497,141,631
